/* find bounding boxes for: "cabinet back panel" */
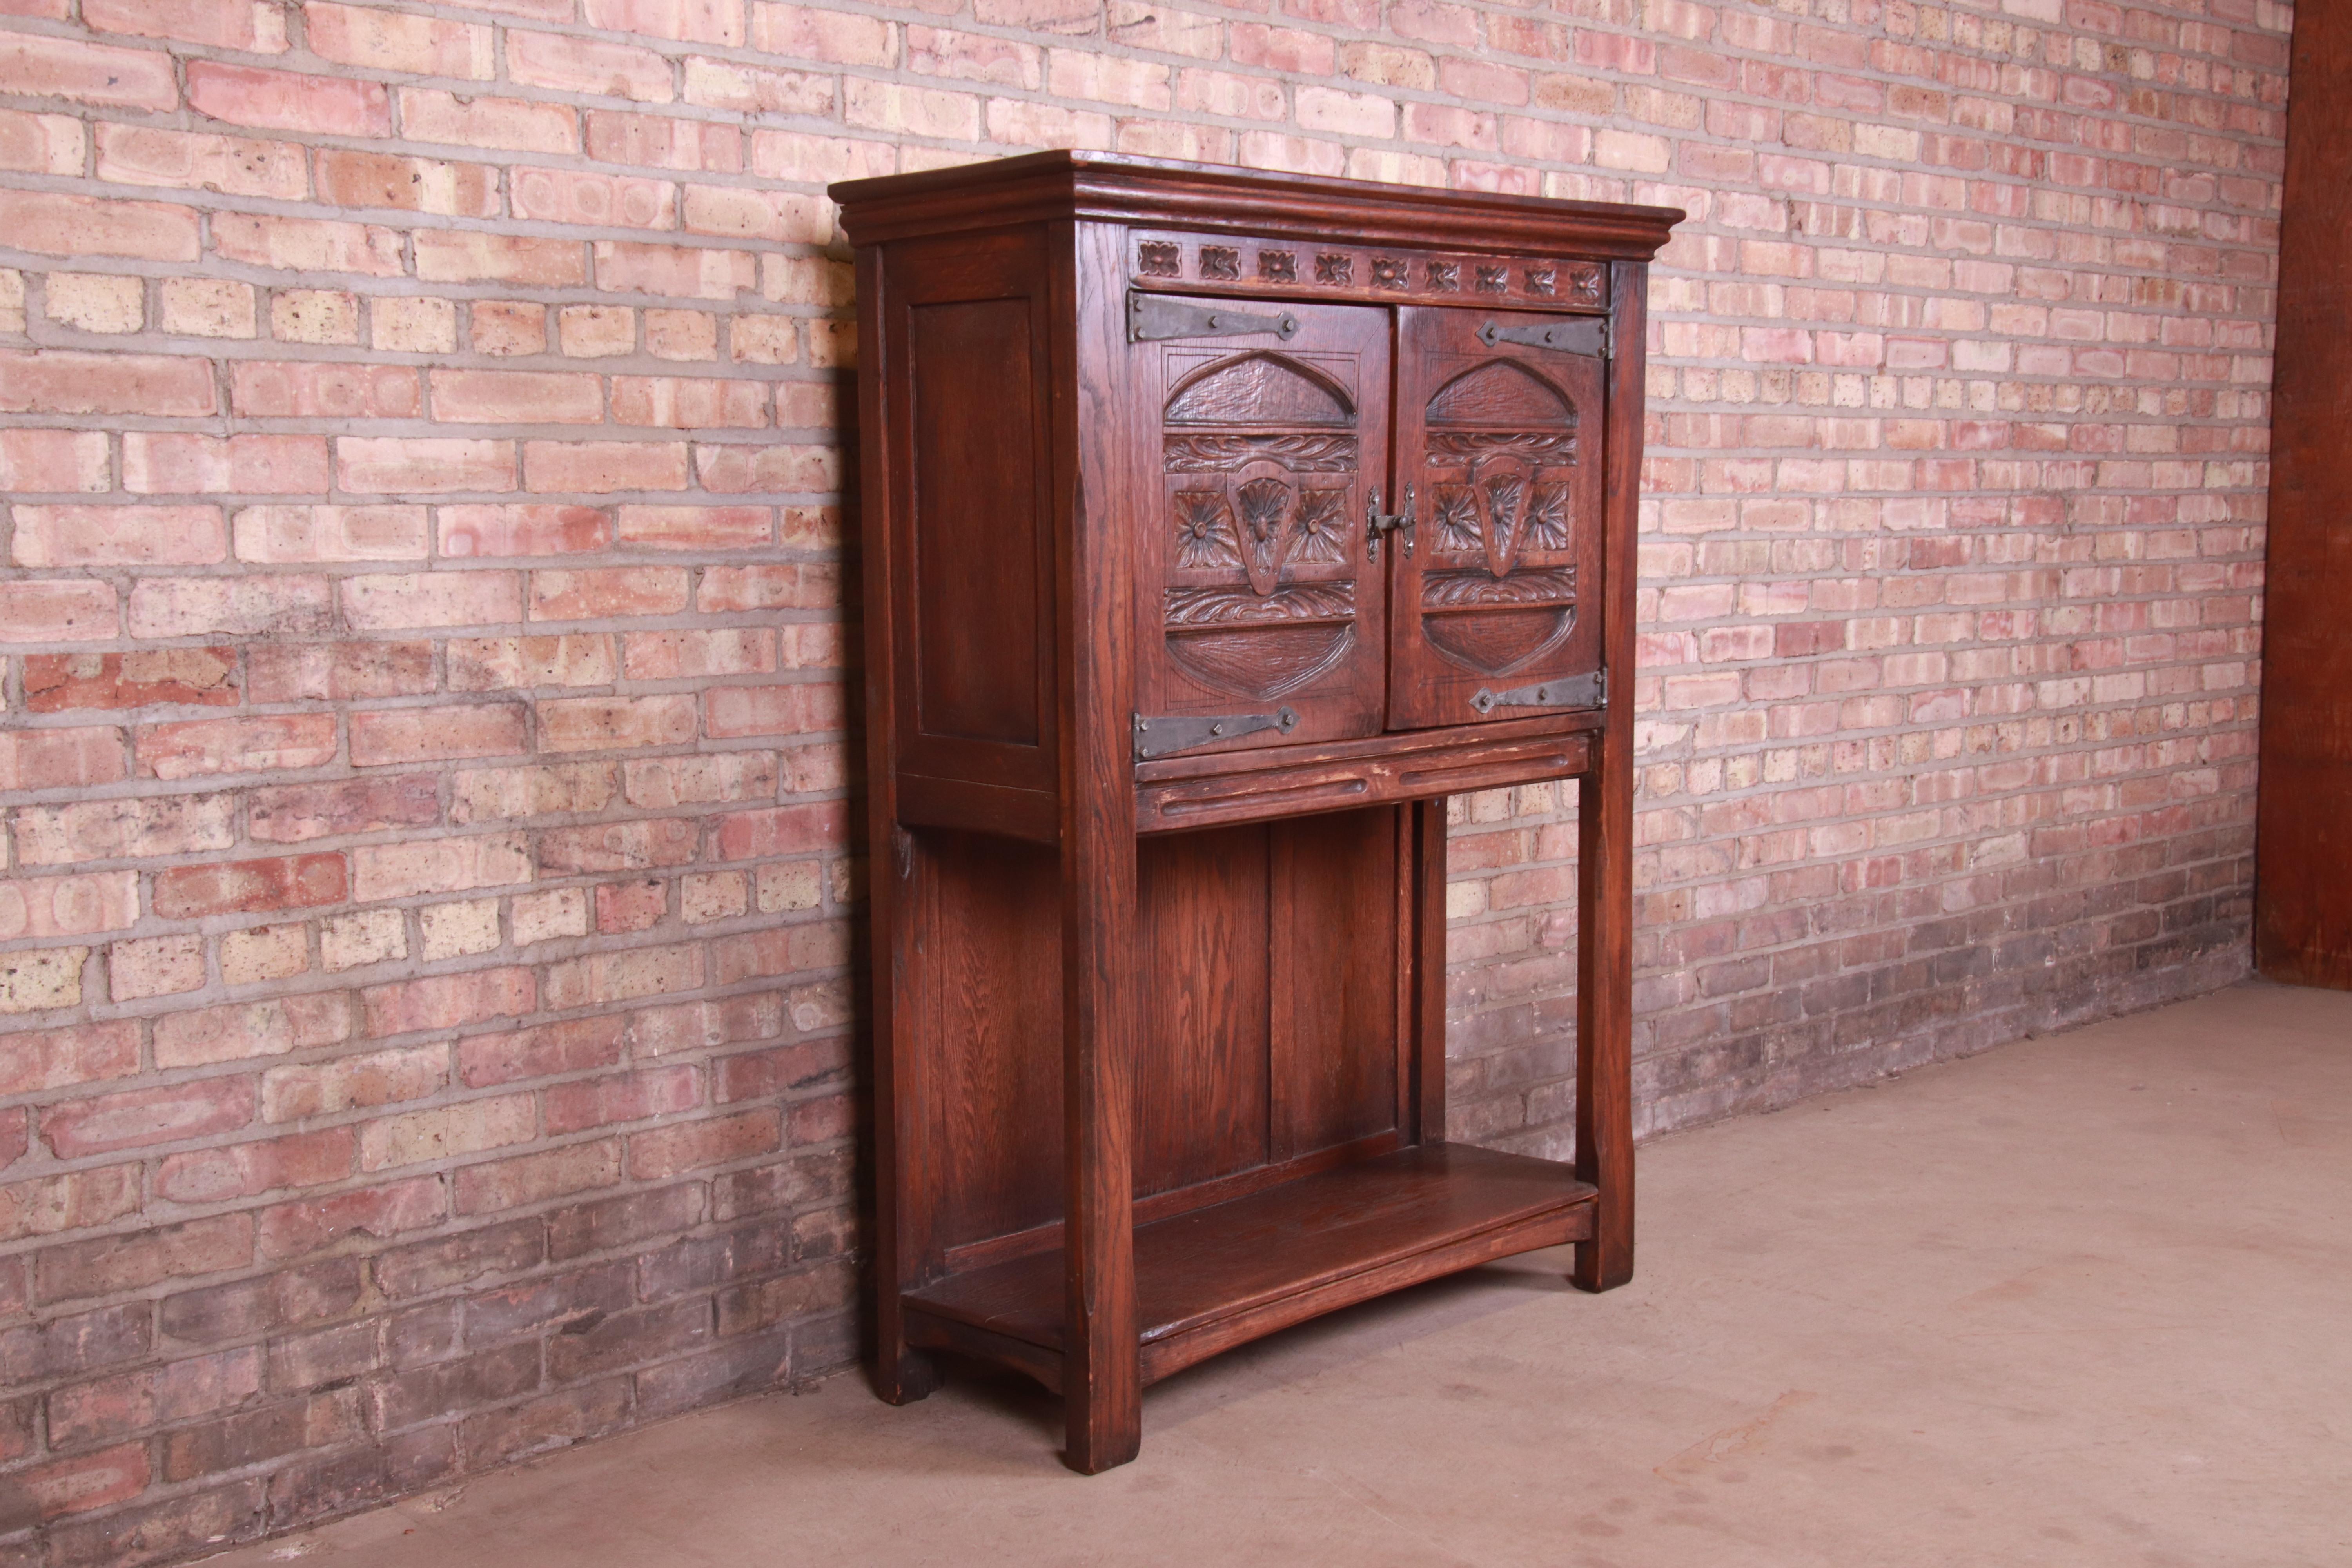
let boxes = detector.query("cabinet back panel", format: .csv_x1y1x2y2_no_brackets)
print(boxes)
916,829,1064,1260
1137,824,1274,1194
1134,808,1405,1200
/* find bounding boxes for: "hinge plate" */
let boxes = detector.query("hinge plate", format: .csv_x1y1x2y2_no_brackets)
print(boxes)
1134,706,1299,760
1129,292,1300,343
1470,669,1605,715
1476,316,1608,357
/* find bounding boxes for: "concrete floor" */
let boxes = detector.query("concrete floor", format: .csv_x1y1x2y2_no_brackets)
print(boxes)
211,980,2352,1568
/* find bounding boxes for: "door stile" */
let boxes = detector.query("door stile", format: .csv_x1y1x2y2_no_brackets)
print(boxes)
1059,220,1143,1470
1572,262,1645,1294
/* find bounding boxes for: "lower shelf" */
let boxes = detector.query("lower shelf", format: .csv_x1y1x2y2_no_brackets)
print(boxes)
904,1142,1596,1388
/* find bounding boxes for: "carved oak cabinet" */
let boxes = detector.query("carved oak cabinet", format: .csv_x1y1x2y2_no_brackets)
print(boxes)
831,153,1680,1472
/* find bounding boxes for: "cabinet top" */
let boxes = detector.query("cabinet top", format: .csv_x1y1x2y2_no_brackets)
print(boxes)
830,150,1684,259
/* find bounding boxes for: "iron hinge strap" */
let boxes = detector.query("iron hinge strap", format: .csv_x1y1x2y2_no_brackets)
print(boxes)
1475,316,1608,358
1469,668,1606,715
1128,292,1300,343
1133,706,1300,760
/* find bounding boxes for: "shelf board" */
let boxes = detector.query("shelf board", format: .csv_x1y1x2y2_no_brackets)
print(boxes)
905,1143,1596,1386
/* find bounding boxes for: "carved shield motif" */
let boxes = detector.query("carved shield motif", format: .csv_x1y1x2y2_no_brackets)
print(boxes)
1417,360,1581,677
1159,350,1363,701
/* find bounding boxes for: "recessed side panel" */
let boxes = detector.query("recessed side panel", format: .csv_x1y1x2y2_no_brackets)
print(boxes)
884,230,1058,793
911,297,1041,744
915,829,1065,1260
1136,825,1273,1197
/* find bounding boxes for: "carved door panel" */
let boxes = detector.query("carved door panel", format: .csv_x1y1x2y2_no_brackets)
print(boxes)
1134,299,1392,757
1385,307,1606,731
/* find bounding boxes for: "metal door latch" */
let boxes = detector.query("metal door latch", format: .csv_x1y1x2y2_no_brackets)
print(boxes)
1476,317,1608,357
1469,669,1606,715
1128,292,1300,343
1134,706,1299,760
1366,485,1415,561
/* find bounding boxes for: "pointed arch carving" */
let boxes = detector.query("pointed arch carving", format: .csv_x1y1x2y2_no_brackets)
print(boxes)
1165,352,1356,427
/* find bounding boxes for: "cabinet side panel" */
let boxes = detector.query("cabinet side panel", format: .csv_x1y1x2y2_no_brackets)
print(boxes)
917,829,1066,1257
1136,826,1273,1196
2255,7,2352,987
1273,808,1403,1155
910,296,1042,745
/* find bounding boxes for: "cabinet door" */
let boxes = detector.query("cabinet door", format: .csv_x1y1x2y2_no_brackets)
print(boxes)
1134,299,1392,753
1386,307,1606,731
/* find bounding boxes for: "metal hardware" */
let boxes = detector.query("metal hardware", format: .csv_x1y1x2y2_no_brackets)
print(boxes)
1475,316,1608,357
1366,485,1416,562
1128,292,1300,343
1134,706,1299,760
1468,669,1606,715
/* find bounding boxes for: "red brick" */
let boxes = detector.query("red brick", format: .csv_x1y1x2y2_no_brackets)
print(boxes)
624,628,774,680
42,1078,253,1159
593,240,756,299
117,433,322,497
314,148,499,216
508,29,675,102
363,968,535,1037
0,31,179,109
446,634,617,690
457,1016,628,1087
712,801,847,861
13,792,236,866
612,375,768,428
12,504,224,568
512,165,678,229
159,1389,363,1483
230,361,418,419
350,831,530,901
0,726,126,791
546,1066,700,1135
306,2,493,77
126,575,334,640
0,1165,140,1244
627,1109,777,1180
697,562,838,612
248,774,441,843
85,0,287,49
584,0,744,45
440,504,612,557
0,1020,139,1097
705,682,844,739
416,230,587,286
135,713,338,780
335,438,517,495
586,109,742,172
453,1140,623,1214
213,211,403,274
0,1441,150,1528
156,1129,356,1205
188,60,390,136
0,348,216,416
350,705,527,767
595,879,666,933
399,88,577,153
430,369,605,425
234,505,430,564
24,648,235,712
38,1213,254,1305
46,1347,265,1450
257,1176,445,1261
154,854,348,919
95,123,308,199
541,818,698,875
539,694,698,751
0,871,140,941
341,570,522,629
529,567,690,620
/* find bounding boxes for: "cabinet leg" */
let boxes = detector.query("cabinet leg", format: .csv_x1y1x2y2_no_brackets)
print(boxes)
872,1345,939,1405
1572,1233,1632,1293
1062,1366,1142,1474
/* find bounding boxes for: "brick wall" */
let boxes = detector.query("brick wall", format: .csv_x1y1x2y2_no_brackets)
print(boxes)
0,0,2283,1560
